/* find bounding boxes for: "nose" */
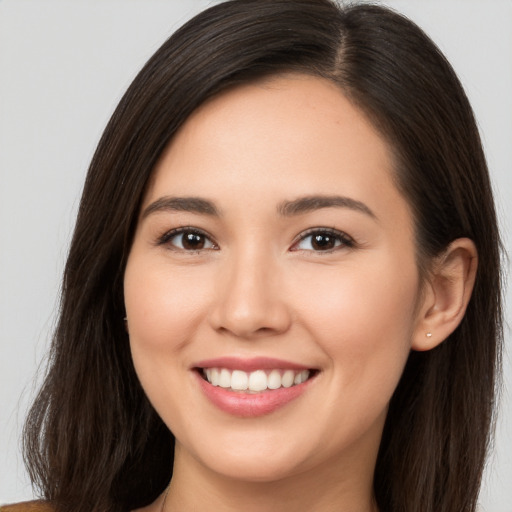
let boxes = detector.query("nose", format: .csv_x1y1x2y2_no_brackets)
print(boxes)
208,249,292,339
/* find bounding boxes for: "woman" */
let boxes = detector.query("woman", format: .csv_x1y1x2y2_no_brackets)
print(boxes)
3,0,502,511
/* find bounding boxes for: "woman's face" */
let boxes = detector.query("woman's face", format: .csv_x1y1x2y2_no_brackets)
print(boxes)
124,75,425,484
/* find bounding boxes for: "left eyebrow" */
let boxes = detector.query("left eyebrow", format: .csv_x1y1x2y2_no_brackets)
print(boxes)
277,195,376,219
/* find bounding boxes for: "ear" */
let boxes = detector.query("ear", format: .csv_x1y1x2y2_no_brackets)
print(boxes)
411,238,478,351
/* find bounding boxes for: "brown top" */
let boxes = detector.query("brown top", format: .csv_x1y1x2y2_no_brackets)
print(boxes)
0,502,54,512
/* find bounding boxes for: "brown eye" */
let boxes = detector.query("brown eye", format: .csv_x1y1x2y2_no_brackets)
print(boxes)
182,232,207,250
161,228,216,251
292,229,354,252
311,233,337,250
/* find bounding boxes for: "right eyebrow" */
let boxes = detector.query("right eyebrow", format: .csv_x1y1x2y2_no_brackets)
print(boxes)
141,196,220,219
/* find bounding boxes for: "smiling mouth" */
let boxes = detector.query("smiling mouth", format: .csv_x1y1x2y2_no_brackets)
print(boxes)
198,367,318,393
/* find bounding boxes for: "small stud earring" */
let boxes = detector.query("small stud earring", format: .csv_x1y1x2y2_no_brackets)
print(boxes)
426,332,432,338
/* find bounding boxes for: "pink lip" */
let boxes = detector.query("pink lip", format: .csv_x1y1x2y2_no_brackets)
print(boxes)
192,357,317,418
193,356,310,372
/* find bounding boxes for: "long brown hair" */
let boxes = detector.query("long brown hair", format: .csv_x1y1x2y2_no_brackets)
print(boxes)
23,1,503,511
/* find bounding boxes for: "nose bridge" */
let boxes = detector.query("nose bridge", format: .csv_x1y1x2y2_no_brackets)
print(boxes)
210,242,291,337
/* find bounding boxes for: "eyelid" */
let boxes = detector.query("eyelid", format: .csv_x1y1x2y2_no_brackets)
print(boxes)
156,226,218,251
290,227,355,252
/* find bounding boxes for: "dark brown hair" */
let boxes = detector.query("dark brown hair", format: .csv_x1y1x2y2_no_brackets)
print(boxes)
23,1,502,511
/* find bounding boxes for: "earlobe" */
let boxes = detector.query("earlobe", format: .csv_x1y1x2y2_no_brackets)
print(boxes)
412,238,478,351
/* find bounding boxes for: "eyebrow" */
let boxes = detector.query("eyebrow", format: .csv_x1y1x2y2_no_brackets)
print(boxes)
141,194,376,220
142,196,220,219
277,195,376,218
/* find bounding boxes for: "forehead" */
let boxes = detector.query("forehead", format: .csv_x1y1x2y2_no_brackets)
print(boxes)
144,74,411,231
157,74,393,174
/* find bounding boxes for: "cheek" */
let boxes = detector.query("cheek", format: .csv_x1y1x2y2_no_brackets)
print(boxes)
123,254,216,424
291,256,419,390
124,257,214,353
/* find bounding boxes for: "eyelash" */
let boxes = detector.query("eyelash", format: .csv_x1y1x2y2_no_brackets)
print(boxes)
157,227,218,252
156,227,355,253
290,228,355,253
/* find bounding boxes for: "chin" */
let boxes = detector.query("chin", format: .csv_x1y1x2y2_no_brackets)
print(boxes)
178,431,315,484
203,453,309,483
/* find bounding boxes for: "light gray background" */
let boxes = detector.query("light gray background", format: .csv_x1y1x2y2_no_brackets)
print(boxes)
1,0,511,509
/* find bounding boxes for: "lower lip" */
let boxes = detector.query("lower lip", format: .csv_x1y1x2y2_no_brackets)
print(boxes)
195,371,314,418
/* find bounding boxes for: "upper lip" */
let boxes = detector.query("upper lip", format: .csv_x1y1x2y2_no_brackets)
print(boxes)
193,356,312,372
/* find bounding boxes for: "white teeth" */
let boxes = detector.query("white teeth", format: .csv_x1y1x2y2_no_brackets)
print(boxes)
267,369,282,389
203,367,311,392
248,370,267,391
231,370,248,390
219,368,231,388
281,370,295,388
294,370,309,385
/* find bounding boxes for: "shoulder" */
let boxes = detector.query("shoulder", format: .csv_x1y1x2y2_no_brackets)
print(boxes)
0,502,54,512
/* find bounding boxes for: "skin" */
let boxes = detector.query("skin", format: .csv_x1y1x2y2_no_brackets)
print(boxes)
125,74,477,512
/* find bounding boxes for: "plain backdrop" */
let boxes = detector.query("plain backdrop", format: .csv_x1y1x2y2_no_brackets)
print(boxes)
1,0,511,509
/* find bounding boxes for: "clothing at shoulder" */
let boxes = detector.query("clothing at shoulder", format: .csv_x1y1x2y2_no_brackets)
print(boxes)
0,502,54,512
